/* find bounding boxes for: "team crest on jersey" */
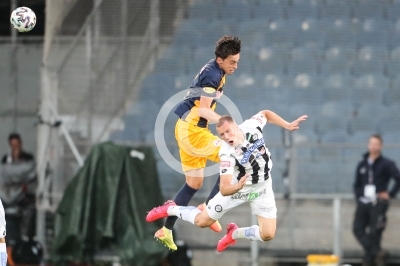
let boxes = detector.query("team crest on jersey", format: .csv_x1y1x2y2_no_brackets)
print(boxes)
252,133,258,141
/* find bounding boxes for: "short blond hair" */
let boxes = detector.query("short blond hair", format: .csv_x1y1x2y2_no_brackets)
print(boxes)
216,115,234,128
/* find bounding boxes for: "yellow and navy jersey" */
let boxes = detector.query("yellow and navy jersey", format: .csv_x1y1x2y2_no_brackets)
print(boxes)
174,59,225,128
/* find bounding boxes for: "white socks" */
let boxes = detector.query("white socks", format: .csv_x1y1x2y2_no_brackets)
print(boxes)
232,225,264,241
167,206,201,225
0,243,7,266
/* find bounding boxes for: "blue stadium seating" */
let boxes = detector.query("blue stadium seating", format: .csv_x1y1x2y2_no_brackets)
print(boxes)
354,0,387,19
251,1,286,20
321,0,353,19
287,0,319,20
122,0,400,195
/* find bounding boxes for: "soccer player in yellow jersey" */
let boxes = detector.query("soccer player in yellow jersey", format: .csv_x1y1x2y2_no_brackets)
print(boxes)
154,36,241,250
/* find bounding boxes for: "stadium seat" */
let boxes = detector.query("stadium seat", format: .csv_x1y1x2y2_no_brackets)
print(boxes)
154,58,187,74
321,0,353,19
315,116,347,135
354,0,387,19
287,59,318,75
382,132,399,144
293,73,323,89
320,58,352,74
291,44,323,61
174,74,195,90
387,47,400,77
323,74,354,90
347,131,375,144
258,44,292,63
255,58,285,75
251,1,286,20
187,2,218,20
287,0,319,20
325,19,361,48
237,19,270,45
362,18,392,34
320,100,354,118
349,88,383,108
202,19,239,44
294,19,327,46
220,3,251,21
325,46,357,61
392,76,400,89
383,89,400,106
265,19,300,44
321,132,348,143
388,0,400,21
390,46,400,61
261,73,292,89
358,46,388,61
357,31,388,47
288,87,324,105
355,104,388,119
352,59,385,75
347,117,378,134
353,74,389,90
387,61,400,78
388,21,400,48
377,116,400,133
172,19,207,48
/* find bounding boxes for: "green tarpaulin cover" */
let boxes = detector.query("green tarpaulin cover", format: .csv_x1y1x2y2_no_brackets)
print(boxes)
53,142,167,265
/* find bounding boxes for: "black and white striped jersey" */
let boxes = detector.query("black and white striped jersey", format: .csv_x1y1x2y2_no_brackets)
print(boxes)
218,113,273,185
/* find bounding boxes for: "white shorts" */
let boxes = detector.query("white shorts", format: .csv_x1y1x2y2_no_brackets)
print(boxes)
0,200,5,237
206,177,277,220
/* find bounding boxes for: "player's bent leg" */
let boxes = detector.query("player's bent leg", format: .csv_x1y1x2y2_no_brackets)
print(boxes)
197,202,222,232
193,209,216,228
185,169,204,189
217,218,276,253
257,216,277,241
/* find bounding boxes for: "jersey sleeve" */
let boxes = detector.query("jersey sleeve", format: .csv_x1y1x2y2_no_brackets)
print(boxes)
242,112,267,130
200,71,220,98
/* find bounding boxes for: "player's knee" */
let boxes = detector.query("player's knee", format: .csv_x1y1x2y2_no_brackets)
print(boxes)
260,230,275,241
185,179,203,190
194,218,212,228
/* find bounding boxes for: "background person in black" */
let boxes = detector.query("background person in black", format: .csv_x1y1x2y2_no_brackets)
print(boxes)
1,133,34,164
0,133,37,247
353,134,400,266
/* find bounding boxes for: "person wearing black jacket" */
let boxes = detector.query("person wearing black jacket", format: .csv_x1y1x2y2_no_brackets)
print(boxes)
353,134,400,266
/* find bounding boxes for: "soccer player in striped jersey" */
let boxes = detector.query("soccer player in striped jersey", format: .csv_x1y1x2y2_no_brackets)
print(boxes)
147,110,307,252
0,199,7,266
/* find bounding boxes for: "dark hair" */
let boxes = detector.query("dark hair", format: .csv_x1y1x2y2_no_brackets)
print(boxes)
8,132,21,142
215,35,241,60
370,134,383,143
216,115,234,128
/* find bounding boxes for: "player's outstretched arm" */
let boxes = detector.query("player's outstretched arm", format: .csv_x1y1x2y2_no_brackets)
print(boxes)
220,174,248,196
260,110,307,131
198,95,221,123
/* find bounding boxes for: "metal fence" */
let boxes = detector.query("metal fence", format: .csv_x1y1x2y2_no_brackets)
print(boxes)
37,0,161,257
